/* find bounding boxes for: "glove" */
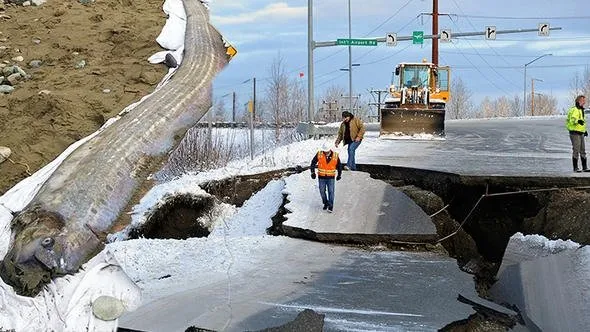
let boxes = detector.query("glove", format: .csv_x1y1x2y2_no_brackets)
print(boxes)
585,131,588,137
578,119,585,125
336,175,341,181
311,173,316,179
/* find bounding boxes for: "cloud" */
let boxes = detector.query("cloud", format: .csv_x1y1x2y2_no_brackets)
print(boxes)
526,38,590,54
212,3,306,25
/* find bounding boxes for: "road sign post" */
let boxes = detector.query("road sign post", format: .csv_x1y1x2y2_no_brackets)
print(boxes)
386,33,397,47
485,26,497,40
440,29,451,42
538,23,550,36
336,38,378,46
412,31,424,44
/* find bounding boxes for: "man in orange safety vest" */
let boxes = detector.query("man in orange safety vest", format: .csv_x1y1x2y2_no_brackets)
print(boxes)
310,142,343,212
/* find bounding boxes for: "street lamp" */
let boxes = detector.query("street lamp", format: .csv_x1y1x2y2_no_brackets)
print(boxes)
523,54,551,116
339,63,360,71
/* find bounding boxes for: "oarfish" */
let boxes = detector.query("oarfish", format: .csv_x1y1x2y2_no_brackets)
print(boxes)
0,0,232,296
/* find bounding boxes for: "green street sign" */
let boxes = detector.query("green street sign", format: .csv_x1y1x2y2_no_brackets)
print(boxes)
412,31,424,44
336,38,378,46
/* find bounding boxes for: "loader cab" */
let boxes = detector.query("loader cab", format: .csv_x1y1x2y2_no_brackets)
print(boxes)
402,65,429,88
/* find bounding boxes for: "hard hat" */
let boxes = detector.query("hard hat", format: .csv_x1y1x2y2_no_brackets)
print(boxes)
321,142,331,151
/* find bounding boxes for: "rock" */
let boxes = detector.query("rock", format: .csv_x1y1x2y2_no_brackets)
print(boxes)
164,52,178,68
29,59,42,68
0,84,14,93
11,55,24,62
38,89,51,95
6,72,21,85
75,59,86,69
139,71,160,85
0,146,11,164
2,66,14,76
91,295,127,321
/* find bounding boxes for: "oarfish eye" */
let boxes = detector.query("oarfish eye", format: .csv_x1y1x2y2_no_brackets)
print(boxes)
41,237,55,249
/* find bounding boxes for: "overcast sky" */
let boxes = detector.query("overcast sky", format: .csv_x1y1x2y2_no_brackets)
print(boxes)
209,0,590,114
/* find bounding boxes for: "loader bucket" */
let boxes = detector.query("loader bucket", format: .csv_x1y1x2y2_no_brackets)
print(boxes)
380,107,445,137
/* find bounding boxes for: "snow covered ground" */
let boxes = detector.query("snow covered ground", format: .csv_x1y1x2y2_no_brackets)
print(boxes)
1,0,589,331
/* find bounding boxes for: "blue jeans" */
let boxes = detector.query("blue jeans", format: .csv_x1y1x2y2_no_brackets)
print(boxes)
347,141,361,170
318,177,335,208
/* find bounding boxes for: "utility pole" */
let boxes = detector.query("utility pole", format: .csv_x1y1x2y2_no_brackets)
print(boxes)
307,0,314,122
432,0,439,66
369,89,388,123
531,78,543,116
253,77,257,121
232,91,236,123
523,54,551,116
347,0,353,120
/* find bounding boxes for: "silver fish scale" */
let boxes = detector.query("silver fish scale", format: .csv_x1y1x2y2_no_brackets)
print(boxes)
16,1,228,257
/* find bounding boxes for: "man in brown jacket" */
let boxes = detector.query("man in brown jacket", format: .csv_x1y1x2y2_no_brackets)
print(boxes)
335,111,365,171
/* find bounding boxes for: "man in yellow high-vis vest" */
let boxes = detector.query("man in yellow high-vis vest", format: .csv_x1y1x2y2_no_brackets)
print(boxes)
310,143,343,212
566,95,588,172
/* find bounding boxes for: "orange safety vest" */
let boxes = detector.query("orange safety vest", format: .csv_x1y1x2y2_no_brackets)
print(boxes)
317,151,338,177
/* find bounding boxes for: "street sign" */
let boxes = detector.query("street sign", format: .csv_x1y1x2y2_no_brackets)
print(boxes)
336,38,378,46
386,33,397,47
485,26,497,40
538,23,550,36
412,31,424,44
440,29,451,42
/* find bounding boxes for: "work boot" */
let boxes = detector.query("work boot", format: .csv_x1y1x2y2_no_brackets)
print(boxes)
322,203,328,210
583,158,590,172
573,158,582,172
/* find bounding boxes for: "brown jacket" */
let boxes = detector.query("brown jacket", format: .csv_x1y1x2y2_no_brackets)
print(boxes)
335,117,365,146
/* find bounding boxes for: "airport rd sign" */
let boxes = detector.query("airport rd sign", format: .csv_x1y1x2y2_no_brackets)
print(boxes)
336,38,378,46
412,31,424,44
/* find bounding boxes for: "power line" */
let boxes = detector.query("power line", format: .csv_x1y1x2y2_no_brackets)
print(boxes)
449,41,513,95
441,50,590,58
448,0,518,89
453,14,590,20
453,63,590,69
363,0,415,36
449,0,511,66
457,36,590,41
284,1,419,84
360,44,413,65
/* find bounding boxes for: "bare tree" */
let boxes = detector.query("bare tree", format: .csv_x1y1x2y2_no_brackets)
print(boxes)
493,96,512,118
531,94,558,116
265,53,289,140
288,77,306,123
509,95,522,117
446,77,472,119
213,98,227,122
569,66,590,107
473,97,493,118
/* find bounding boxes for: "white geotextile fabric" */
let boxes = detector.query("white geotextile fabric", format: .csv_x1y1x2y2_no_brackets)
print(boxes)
0,0,211,330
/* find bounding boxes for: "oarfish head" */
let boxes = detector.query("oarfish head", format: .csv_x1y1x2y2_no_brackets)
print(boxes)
0,208,98,297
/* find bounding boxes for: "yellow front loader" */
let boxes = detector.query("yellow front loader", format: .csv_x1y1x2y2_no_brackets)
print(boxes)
380,61,451,137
